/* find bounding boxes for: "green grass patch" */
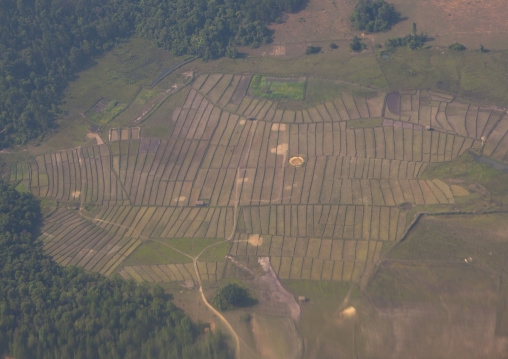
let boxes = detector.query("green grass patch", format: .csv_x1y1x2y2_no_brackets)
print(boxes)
14,181,30,193
347,118,384,128
123,240,192,265
421,152,500,182
198,241,231,262
379,47,508,106
163,237,224,257
140,86,191,138
249,75,306,100
85,100,126,125
367,213,508,306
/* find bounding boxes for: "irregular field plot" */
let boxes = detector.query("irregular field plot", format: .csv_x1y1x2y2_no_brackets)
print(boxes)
15,73,504,285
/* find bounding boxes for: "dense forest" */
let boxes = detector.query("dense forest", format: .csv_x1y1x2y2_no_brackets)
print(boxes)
0,183,233,358
0,0,304,148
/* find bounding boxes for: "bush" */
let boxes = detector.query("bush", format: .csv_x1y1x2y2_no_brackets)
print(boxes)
385,33,428,50
449,42,466,51
212,283,257,310
350,36,366,52
330,42,338,49
305,45,321,54
350,0,401,33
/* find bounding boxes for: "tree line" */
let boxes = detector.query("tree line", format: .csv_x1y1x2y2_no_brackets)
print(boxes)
0,0,305,148
0,182,233,358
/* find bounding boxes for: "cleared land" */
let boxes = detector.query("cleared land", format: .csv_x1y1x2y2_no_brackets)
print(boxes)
8,69,501,289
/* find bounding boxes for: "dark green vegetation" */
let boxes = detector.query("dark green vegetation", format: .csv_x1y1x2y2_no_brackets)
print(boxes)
350,0,400,33
305,46,322,55
0,183,232,359
350,36,367,52
212,283,257,311
449,42,467,51
385,32,428,51
0,0,303,148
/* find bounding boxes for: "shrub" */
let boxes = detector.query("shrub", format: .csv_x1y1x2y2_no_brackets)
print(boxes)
449,42,466,51
350,36,366,52
305,45,321,54
385,33,428,51
212,283,257,310
330,42,338,49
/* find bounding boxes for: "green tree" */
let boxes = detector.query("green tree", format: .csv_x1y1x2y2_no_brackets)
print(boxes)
213,283,257,310
350,36,366,52
449,42,466,51
305,45,321,55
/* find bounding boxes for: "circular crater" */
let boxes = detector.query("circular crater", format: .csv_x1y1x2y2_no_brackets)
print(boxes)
289,156,305,167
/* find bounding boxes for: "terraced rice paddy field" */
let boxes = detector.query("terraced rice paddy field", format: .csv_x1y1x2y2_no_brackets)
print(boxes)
7,73,508,286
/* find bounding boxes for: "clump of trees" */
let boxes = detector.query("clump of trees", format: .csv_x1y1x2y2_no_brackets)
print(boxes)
350,36,367,52
0,0,305,149
0,183,233,359
350,0,401,33
213,283,257,311
385,33,428,50
384,23,428,51
449,42,466,51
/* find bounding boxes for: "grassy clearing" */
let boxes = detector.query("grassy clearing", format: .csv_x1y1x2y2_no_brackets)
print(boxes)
379,47,508,106
163,237,224,257
422,152,500,182
85,100,127,125
123,240,192,265
192,43,387,89
366,213,508,306
140,85,191,138
249,75,306,100
198,242,231,262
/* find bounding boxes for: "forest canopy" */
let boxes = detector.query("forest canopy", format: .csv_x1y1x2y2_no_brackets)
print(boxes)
350,0,401,33
0,183,233,359
0,0,304,148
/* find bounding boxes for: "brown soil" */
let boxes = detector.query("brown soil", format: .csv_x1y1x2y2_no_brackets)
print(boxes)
248,234,263,246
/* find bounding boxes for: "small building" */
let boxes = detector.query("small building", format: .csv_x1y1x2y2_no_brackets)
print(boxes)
298,296,307,302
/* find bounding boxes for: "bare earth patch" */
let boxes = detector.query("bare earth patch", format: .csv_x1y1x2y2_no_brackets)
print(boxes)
255,257,301,321
248,234,263,246
86,132,104,145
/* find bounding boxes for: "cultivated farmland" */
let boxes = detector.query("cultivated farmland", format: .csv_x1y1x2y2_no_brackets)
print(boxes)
8,72,504,288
